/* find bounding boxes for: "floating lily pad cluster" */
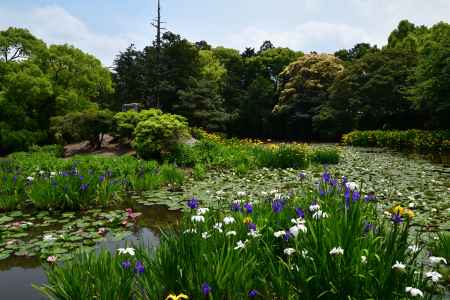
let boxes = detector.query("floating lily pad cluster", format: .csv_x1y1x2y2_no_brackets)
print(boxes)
0,209,137,262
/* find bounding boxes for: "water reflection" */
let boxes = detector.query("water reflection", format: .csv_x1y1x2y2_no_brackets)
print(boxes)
0,204,179,300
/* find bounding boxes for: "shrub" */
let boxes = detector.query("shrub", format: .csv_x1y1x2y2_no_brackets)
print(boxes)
0,128,47,154
342,130,450,152
132,113,190,159
50,108,114,148
113,109,163,140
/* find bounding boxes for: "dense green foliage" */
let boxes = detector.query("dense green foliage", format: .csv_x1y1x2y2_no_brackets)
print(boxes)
0,27,113,154
169,133,340,171
0,150,186,211
50,108,114,148
37,171,439,299
342,130,450,152
132,113,190,159
2,20,450,154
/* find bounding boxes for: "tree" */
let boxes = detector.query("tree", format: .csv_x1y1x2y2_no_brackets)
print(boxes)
113,44,147,109
241,47,256,58
258,40,274,53
0,27,46,62
0,27,115,153
329,48,419,132
408,22,450,129
334,43,378,62
173,49,230,131
273,53,344,139
37,44,113,114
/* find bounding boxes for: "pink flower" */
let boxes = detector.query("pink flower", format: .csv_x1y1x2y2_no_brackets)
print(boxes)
47,256,57,263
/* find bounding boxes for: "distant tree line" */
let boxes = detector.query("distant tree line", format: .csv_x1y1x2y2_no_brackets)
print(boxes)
1,20,450,154
111,20,450,140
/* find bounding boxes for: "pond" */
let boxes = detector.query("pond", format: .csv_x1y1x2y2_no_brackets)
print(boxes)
0,146,449,299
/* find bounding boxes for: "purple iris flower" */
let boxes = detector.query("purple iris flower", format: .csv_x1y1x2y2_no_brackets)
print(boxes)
272,200,284,213
134,261,145,274
283,230,293,241
322,171,331,183
364,192,376,202
391,213,403,224
201,282,212,296
330,179,338,186
80,183,89,191
231,202,241,212
79,175,84,180
319,188,326,197
342,176,348,184
352,191,360,201
243,203,253,214
248,289,258,297
298,172,306,180
12,176,17,183
99,175,105,183
295,208,305,219
248,223,257,231
121,260,131,269
344,187,350,200
62,171,69,177
187,197,199,209
363,221,374,234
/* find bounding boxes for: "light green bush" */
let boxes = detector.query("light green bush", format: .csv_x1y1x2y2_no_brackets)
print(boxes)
132,113,190,159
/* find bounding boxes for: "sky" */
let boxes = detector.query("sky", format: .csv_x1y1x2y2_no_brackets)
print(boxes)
1,0,450,66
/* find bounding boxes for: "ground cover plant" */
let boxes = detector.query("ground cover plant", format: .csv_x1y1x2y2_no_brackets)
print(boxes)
35,170,448,299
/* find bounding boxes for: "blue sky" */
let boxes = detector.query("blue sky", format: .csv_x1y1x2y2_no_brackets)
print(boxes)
1,0,450,66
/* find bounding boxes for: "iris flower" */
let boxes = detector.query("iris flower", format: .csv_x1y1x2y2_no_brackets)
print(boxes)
272,200,284,213
134,261,145,274
191,215,205,223
187,197,199,209
244,203,253,214
392,261,406,271
284,248,296,256
165,294,189,300
295,208,305,219
201,282,212,296
405,287,423,297
117,247,135,256
223,216,235,224
329,247,344,256
425,271,442,282
429,256,447,265
234,240,246,250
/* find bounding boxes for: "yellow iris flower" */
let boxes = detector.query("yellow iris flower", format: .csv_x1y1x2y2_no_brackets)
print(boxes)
243,216,253,224
392,205,414,219
165,293,189,300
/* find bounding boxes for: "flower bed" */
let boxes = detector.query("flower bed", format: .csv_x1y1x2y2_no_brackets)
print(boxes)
36,170,448,299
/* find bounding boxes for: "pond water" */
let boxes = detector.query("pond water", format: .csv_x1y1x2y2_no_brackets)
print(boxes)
0,146,449,299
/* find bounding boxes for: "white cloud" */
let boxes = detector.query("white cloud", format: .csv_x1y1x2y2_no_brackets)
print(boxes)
225,22,371,53
0,5,149,66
